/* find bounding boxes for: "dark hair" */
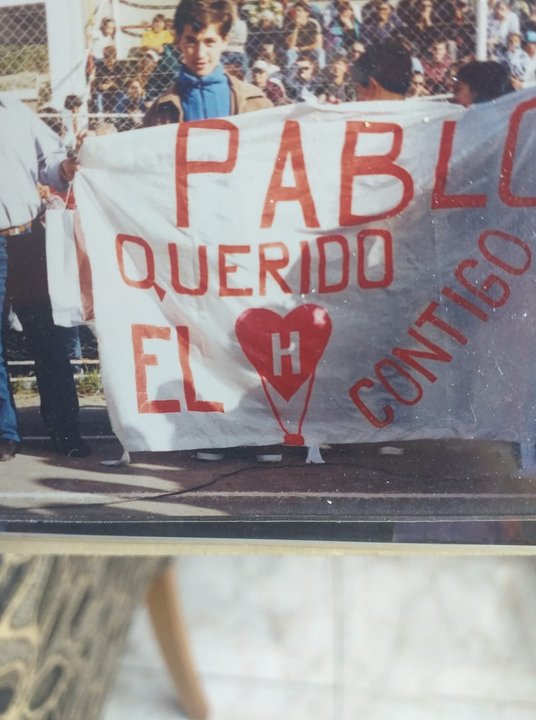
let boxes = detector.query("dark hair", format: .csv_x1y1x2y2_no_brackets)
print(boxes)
64,94,82,111
173,0,235,38
40,106,66,137
456,60,514,103
297,50,317,64
351,40,412,95
153,100,180,124
334,0,354,12
100,16,115,35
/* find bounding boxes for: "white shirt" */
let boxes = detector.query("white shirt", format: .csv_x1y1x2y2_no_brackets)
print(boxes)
525,54,536,85
488,11,520,48
0,93,67,229
91,32,115,61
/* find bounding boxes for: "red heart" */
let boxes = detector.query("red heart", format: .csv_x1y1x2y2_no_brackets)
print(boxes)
235,304,332,401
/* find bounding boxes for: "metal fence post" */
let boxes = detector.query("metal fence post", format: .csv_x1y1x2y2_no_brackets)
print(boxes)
475,0,489,60
111,0,124,59
45,0,87,107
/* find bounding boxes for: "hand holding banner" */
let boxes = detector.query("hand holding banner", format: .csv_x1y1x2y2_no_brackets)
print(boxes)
73,91,536,452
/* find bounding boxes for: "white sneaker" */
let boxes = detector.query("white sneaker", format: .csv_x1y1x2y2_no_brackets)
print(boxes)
255,445,283,463
378,446,404,456
196,450,225,461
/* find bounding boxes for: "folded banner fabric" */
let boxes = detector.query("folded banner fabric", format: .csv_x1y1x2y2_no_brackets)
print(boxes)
46,208,94,327
74,90,536,452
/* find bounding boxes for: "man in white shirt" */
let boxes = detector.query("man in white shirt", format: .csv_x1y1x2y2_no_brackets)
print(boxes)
0,93,86,461
488,0,521,55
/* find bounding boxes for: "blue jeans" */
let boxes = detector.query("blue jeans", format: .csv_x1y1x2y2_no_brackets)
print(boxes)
6,221,79,436
0,235,21,441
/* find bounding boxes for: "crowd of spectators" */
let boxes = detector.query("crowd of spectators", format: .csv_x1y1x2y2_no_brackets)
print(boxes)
74,0,536,130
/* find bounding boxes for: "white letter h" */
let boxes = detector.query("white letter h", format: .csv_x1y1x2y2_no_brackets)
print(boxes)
271,331,301,376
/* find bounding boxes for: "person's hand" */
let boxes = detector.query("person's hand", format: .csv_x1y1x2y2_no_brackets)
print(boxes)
38,183,51,201
511,76,524,91
74,129,88,153
59,127,88,182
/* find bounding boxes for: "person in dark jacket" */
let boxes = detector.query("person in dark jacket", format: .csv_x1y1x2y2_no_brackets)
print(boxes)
143,0,272,127
143,1,280,464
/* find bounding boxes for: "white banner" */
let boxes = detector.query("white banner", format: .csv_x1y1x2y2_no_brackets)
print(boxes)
74,89,536,452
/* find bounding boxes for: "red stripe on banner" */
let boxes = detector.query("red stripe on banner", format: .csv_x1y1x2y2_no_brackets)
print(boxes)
73,210,95,322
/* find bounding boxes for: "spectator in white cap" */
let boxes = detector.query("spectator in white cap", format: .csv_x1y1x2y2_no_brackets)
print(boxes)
250,59,290,103
256,40,283,73
250,48,281,76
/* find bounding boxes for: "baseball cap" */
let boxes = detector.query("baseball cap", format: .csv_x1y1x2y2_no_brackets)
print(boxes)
252,60,270,72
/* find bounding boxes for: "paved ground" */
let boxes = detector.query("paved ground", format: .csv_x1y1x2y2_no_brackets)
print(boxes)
2,396,536,546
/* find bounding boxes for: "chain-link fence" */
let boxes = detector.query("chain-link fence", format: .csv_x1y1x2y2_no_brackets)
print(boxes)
0,2,49,102
3,0,536,365
83,0,536,111
1,1,535,114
